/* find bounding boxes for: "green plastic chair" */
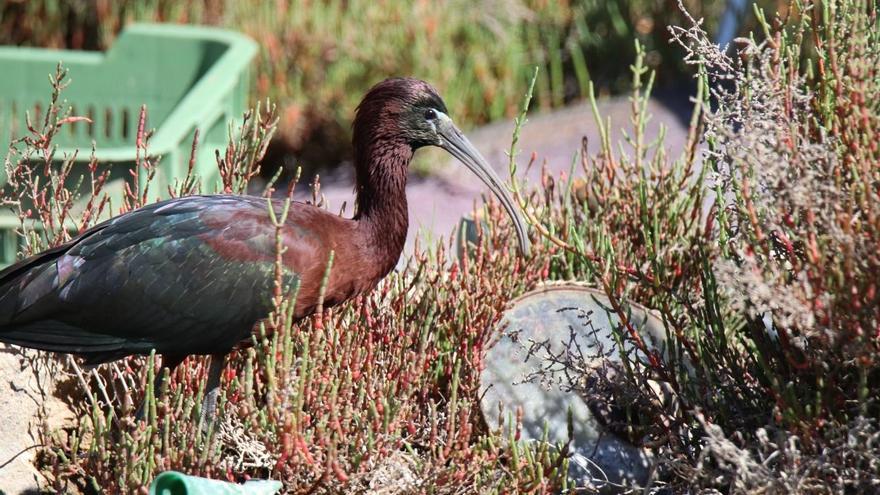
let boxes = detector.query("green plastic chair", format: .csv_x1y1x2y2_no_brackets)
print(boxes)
0,23,257,265
149,471,282,495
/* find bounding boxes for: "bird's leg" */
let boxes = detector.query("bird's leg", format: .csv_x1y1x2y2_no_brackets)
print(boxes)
312,311,324,330
135,354,185,422
199,353,226,431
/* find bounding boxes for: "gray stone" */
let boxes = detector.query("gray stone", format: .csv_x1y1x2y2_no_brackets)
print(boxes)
481,284,670,492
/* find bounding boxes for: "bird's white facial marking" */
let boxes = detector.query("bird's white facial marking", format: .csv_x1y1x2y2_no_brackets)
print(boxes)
432,111,451,145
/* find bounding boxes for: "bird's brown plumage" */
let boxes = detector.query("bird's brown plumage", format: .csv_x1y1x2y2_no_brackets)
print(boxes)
0,78,529,419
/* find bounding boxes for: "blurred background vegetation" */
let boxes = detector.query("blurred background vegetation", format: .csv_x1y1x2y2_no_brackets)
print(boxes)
0,0,773,175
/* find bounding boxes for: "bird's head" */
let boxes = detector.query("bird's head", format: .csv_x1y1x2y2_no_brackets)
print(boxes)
354,77,531,256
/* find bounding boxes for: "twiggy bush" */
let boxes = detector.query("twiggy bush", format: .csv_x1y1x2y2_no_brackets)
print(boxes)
4,67,568,493
9,2,880,492
516,1,880,492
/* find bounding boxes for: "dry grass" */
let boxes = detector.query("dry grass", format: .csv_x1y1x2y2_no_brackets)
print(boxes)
4,2,880,493
3,65,569,494
518,1,880,492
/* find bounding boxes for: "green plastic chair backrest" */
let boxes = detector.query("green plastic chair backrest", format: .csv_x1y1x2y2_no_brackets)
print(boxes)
0,28,230,150
149,471,282,495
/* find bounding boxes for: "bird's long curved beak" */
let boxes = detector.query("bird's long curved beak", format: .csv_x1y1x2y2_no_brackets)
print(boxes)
437,118,531,256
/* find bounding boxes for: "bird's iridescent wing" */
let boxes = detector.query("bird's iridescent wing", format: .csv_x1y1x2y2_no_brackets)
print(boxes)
0,195,324,362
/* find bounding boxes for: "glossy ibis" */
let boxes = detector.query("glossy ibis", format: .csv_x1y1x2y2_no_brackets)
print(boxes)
0,78,530,422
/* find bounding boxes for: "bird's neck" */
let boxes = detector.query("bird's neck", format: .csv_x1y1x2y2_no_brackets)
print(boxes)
353,135,412,270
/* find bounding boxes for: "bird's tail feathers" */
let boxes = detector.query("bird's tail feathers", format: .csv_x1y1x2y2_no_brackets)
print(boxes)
0,321,132,364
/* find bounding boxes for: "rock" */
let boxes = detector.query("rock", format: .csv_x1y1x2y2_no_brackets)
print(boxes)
480,283,670,492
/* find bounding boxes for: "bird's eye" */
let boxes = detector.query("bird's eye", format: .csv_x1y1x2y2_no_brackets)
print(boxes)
424,109,437,120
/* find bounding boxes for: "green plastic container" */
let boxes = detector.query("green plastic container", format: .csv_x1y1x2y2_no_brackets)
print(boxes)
0,23,257,265
150,471,282,495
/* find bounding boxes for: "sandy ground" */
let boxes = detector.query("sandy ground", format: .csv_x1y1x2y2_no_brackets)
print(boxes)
0,95,689,493
0,351,50,494
0,351,74,494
